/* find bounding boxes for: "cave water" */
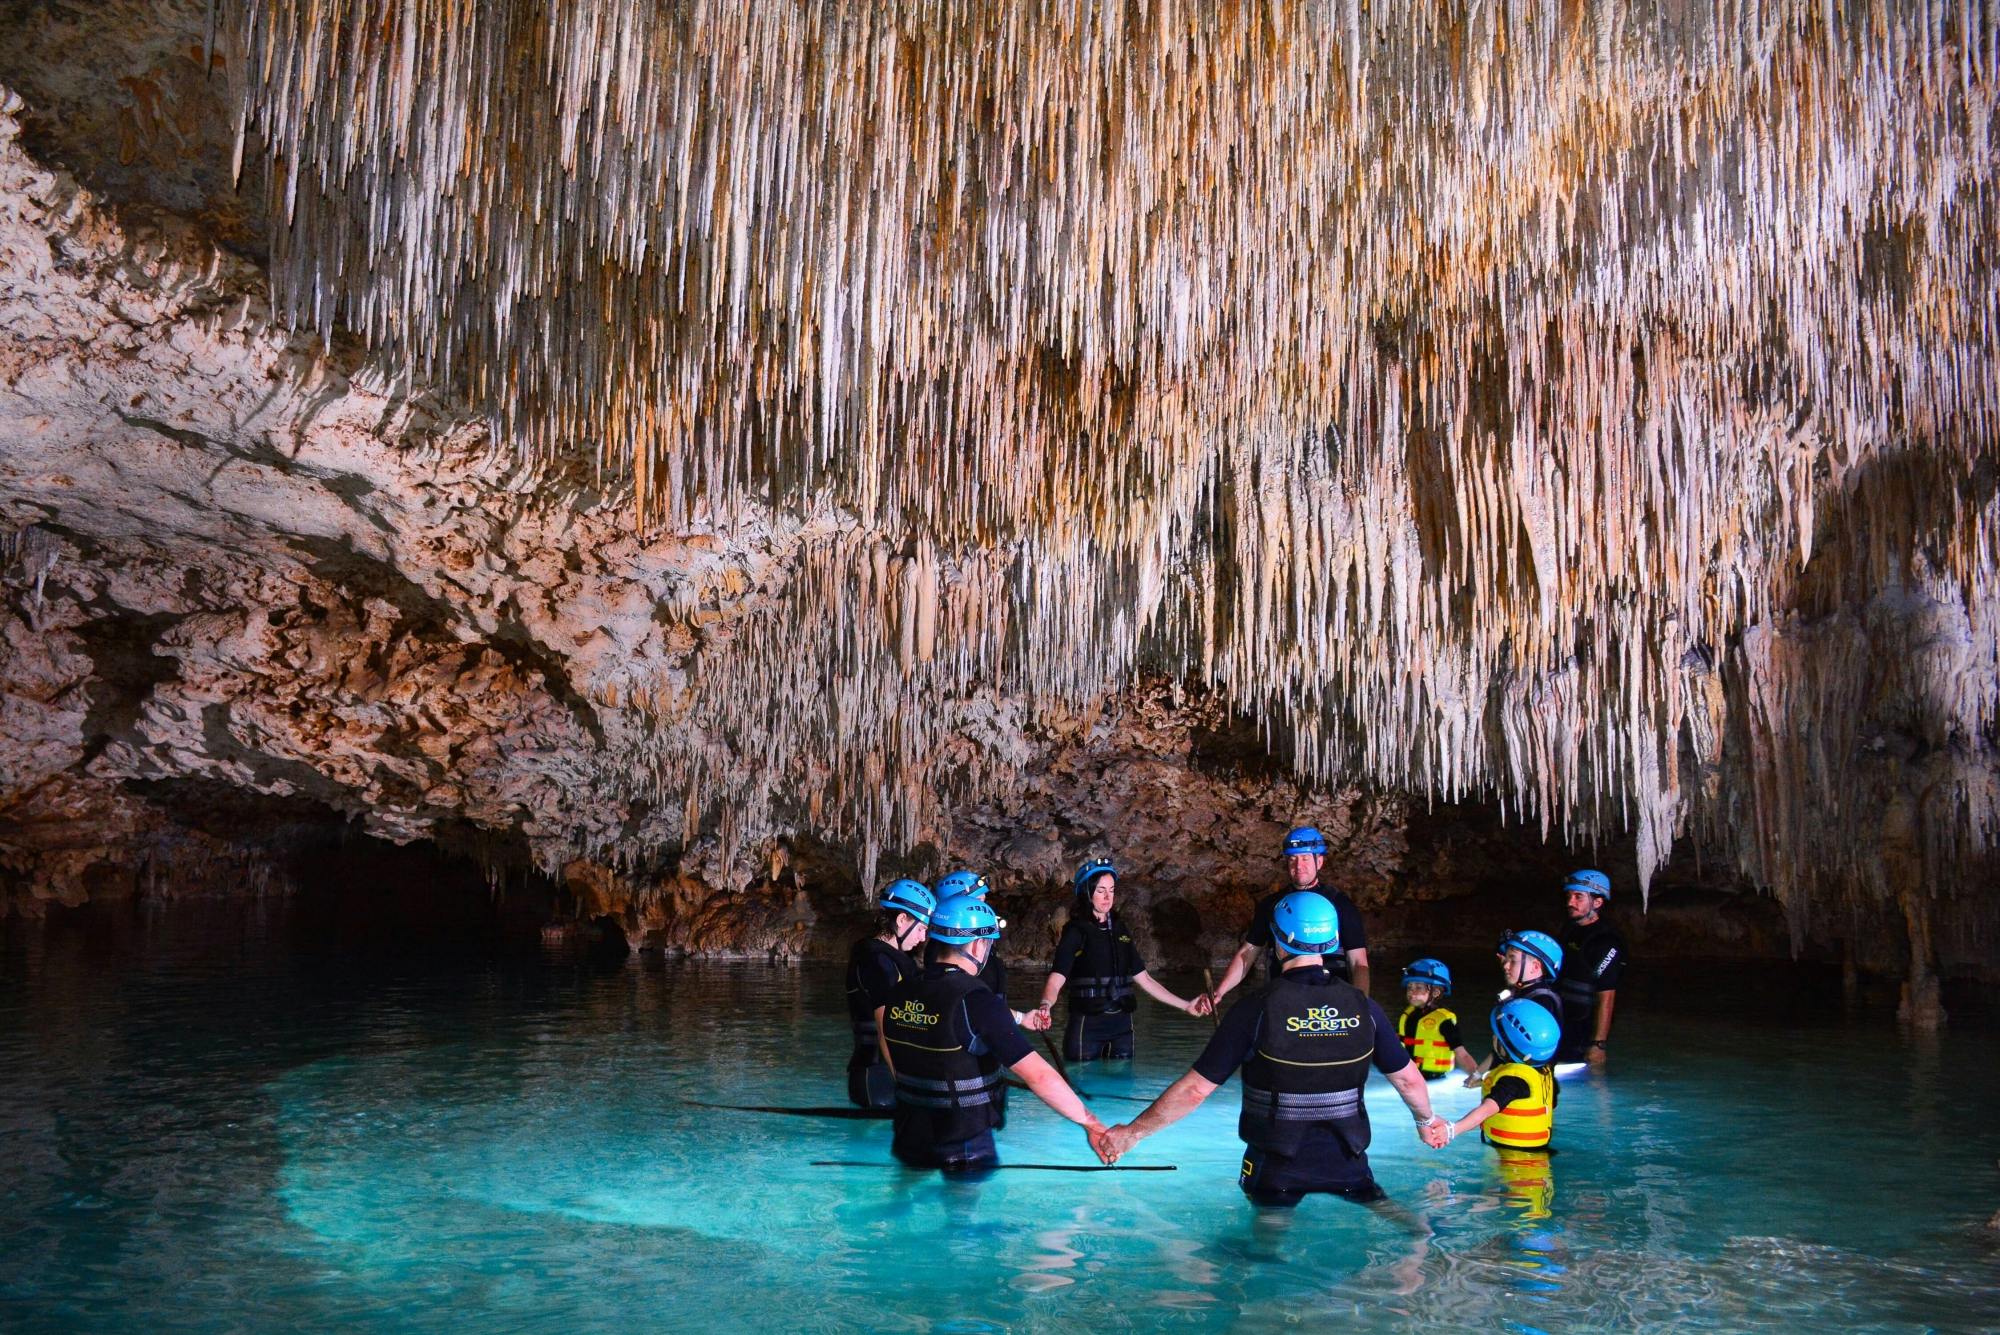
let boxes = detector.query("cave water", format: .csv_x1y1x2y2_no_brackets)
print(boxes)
3,910,1997,1332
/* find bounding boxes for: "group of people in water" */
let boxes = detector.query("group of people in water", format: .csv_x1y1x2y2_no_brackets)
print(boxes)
842,825,1625,1207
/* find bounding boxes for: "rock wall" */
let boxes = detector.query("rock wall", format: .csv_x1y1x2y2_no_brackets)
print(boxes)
1,2,1995,1014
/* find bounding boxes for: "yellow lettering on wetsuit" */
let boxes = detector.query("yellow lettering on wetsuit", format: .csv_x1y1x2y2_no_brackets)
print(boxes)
1285,1005,1363,1034
889,1000,940,1027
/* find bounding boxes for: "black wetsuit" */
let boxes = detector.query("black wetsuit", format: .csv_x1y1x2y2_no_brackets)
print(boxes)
845,936,919,1108
1554,917,1625,1061
879,962,1031,1174
1051,912,1145,1061
1193,964,1410,1206
1242,886,1366,983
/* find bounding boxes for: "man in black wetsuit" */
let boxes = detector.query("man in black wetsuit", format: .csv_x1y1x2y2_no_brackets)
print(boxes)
1554,868,1625,1067
844,879,935,1109
876,893,1103,1175
1091,892,1443,1206
1206,826,1370,1013
1033,859,1199,1061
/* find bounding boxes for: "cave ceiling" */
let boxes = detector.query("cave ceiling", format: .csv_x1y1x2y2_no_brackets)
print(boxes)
0,0,1995,928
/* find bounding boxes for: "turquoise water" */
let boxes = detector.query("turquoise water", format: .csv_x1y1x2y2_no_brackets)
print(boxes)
3,909,1998,1332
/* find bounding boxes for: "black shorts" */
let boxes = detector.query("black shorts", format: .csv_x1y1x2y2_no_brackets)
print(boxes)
846,1048,895,1109
892,1129,999,1179
1063,1009,1136,1062
1238,1145,1384,1208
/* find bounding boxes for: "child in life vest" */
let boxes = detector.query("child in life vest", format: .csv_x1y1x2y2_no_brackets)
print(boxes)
1426,997,1560,1151
1397,958,1477,1078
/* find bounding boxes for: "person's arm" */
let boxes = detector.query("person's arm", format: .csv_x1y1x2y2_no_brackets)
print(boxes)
1097,1069,1218,1161
1452,1046,1478,1075
1036,972,1068,1013
1446,1074,1529,1140
1006,1051,1105,1133
1209,939,1260,1003
1347,948,1371,995
1587,989,1617,1063
1131,970,1193,1012
874,1006,893,1075
1385,1061,1440,1133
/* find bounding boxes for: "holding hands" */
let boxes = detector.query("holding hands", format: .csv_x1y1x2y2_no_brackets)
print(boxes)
1187,993,1216,1017
1018,1005,1054,1032
1090,1122,1142,1165
1417,1114,1455,1149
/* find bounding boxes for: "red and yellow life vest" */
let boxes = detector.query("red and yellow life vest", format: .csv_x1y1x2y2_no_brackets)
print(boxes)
1481,1061,1554,1148
1397,1004,1457,1075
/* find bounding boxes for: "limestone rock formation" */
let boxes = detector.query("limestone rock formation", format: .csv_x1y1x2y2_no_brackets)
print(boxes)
0,2,1995,1008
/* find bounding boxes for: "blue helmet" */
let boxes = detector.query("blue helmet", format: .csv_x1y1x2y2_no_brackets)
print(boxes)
1402,958,1452,994
1565,869,1611,901
1492,998,1561,1065
1505,930,1564,976
1282,826,1328,857
928,894,1002,946
1073,859,1117,895
879,879,935,923
1271,891,1339,956
935,869,990,901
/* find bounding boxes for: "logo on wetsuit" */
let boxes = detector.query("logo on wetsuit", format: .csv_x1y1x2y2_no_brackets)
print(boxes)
889,1000,939,1027
1286,1005,1362,1034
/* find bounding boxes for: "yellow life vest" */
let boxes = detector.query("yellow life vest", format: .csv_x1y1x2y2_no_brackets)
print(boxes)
1397,1005,1458,1075
1494,1147,1554,1220
1481,1061,1554,1148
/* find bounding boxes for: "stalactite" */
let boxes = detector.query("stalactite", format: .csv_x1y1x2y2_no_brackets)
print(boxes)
223,1,2000,916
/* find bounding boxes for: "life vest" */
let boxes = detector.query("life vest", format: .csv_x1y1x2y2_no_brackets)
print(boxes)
1238,971,1376,1158
1397,1004,1457,1075
1509,979,1565,1062
1556,921,1623,1026
1481,1061,1554,1149
882,967,1006,1147
844,937,917,1045
1495,1146,1554,1220
1065,915,1138,1015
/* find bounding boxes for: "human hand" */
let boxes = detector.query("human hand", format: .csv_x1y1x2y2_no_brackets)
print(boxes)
1461,1073,1482,1090
1189,993,1215,1017
1418,1116,1452,1150
1019,1007,1051,1032
1587,1044,1608,1069
1088,1123,1120,1165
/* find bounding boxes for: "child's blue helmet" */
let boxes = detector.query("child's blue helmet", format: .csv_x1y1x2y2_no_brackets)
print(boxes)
1492,998,1561,1065
1504,930,1564,976
1402,958,1452,994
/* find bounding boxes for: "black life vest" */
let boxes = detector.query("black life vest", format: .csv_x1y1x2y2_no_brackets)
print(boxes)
1238,971,1376,1157
1067,915,1137,1015
1555,921,1622,1021
1508,978,1566,1064
845,937,918,1045
883,967,1006,1147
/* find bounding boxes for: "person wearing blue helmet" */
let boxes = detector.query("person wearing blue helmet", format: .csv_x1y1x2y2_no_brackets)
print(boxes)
875,893,1104,1174
1465,930,1566,1087
844,879,936,1109
1091,892,1445,1207
1033,860,1202,1062
1205,825,1370,1014
933,869,1033,1021
1397,958,1476,1078
1554,868,1624,1067
1428,998,1562,1151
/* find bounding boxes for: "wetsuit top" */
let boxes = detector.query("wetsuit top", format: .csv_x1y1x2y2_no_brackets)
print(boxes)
1556,917,1625,1041
881,963,1033,1150
1051,913,1145,1014
845,937,918,1043
977,950,1009,1006
1193,966,1408,1157
1243,886,1366,982
1486,1073,1533,1109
